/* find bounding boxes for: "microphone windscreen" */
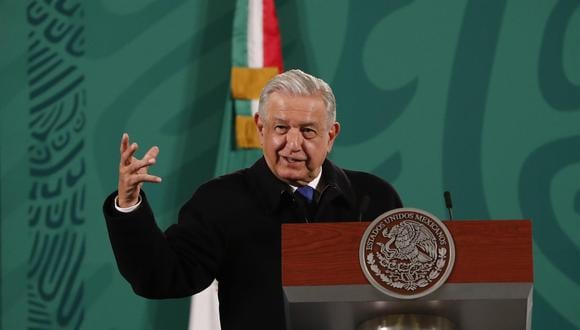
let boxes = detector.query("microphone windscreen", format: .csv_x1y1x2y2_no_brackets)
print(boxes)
358,195,370,221
444,191,453,208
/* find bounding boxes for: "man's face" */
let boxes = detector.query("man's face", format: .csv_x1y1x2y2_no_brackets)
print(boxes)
255,92,340,186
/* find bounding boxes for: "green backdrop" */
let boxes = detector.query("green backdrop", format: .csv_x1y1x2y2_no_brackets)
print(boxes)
1,0,579,329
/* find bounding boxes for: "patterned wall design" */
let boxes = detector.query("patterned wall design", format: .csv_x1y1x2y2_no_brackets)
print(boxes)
25,0,86,329
1,0,578,329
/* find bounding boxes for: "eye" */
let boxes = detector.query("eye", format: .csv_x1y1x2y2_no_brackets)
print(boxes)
274,125,288,134
301,127,317,139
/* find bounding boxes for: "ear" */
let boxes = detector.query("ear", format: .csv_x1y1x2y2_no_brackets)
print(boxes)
254,113,265,146
326,121,340,152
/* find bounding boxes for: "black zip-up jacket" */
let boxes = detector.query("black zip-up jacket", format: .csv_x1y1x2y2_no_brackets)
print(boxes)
103,157,402,330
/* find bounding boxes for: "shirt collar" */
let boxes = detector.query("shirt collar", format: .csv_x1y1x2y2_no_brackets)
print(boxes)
247,157,355,214
288,168,322,192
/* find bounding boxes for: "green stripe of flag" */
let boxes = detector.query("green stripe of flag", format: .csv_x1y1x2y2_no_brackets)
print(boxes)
232,0,248,67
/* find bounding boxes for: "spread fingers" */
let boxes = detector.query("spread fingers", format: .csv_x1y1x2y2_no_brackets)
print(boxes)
120,142,139,166
124,156,156,174
128,173,162,184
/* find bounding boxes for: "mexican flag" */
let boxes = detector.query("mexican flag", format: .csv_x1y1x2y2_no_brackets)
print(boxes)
214,0,284,176
188,0,283,329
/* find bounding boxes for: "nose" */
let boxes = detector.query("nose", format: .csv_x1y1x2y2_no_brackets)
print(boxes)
286,129,303,151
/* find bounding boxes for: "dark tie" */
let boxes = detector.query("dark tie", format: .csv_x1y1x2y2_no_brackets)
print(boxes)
296,186,315,203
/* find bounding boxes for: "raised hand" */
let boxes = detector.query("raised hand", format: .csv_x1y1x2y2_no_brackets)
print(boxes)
117,133,162,208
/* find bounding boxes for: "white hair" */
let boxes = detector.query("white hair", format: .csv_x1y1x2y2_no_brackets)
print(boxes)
258,69,336,125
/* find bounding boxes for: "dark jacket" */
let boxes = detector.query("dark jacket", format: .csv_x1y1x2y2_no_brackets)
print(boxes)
103,157,402,330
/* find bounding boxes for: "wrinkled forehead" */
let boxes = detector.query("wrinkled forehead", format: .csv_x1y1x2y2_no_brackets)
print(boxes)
262,91,332,124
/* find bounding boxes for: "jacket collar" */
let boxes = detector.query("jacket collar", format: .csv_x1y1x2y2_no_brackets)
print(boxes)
246,157,356,214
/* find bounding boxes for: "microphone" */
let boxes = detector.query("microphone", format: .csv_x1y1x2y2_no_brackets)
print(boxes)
443,191,453,221
358,195,370,222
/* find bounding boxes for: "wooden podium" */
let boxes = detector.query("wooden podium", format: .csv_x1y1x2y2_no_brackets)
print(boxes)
282,220,533,330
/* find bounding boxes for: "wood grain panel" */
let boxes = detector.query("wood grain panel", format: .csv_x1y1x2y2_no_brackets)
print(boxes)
282,220,533,286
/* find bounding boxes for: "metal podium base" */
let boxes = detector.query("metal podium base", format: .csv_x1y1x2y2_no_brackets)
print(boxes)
356,314,455,330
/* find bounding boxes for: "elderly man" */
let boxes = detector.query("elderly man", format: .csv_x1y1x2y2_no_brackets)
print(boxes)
104,69,402,330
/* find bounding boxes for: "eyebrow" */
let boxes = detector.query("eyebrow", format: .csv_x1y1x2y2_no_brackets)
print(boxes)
270,117,318,127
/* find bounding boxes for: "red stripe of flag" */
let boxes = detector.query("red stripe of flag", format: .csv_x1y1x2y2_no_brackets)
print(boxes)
262,0,283,73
